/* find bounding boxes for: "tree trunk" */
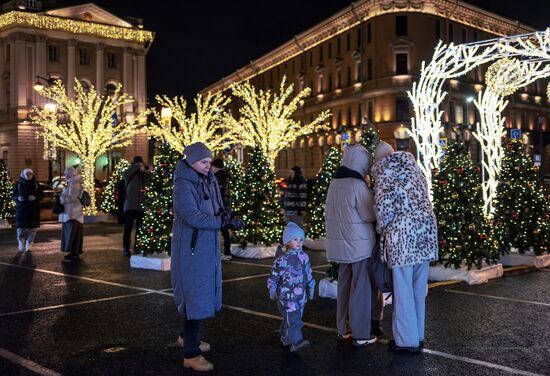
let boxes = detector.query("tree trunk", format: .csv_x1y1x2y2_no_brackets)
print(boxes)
81,156,97,215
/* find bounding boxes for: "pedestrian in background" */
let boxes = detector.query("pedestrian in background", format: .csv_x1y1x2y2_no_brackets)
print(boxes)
59,167,84,261
325,144,381,347
211,158,233,261
283,166,308,226
372,141,438,353
268,222,315,352
12,168,43,252
171,142,244,372
122,156,148,256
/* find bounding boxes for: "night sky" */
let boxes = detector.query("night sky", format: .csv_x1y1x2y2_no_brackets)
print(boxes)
53,0,549,101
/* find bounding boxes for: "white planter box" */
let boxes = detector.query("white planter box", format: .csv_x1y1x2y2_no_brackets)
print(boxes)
230,244,278,259
130,254,171,271
0,219,11,229
304,237,326,251
500,252,550,269
429,264,503,285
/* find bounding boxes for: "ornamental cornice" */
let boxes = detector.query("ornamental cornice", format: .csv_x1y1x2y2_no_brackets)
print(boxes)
202,0,535,95
0,11,154,44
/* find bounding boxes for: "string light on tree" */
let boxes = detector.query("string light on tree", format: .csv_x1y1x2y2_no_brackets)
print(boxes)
32,78,146,215
148,92,240,152
229,75,331,169
99,159,130,216
0,159,15,223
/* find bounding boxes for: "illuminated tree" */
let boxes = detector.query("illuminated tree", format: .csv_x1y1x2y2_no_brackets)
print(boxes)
232,147,284,246
229,76,331,168
100,159,129,217
32,79,145,214
0,159,15,222
432,141,499,269
305,147,341,239
148,92,240,153
223,155,246,215
135,144,181,255
493,141,550,255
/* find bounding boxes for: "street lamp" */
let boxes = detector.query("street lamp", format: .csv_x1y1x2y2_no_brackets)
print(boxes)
161,107,172,127
44,102,57,113
33,75,55,92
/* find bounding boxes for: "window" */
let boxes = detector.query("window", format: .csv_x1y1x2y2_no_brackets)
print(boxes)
461,28,467,43
318,75,323,93
80,80,91,93
455,104,464,125
367,101,373,122
309,51,313,67
448,24,454,42
347,106,352,126
435,20,441,40
48,45,59,62
337,70,342,88
357,28,362,48
337,37,341,55
396,97,410,122
300,55,304,71
269,71,273,87
328,42,332,59
105,83,117,97
337,110,342,127
347,66,351,86
396,15,407,36
367,58,373,80
346,33,351,51
319,46,323,62
358,104,362,124
79,48,90,65
292,60,295,74
449,100,456,123
5,44,9,62
395,53,408,75
328,73,333,91
106,52,117,68
473,31,478,42
367,23,372,43
356,62,362,82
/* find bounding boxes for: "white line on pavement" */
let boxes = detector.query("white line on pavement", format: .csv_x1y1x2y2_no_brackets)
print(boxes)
227,261,272,268
222,273,271,283
0,261,173,297
0,348,61,376
445,289,550,307
0,292,153,318
422,349,545,376
312,264,329,269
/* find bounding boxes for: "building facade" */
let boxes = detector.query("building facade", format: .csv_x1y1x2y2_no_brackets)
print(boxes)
0,0,154,182
203,0,550,179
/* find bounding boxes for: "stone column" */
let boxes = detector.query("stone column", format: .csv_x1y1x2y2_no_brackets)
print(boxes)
136,50,146,113
67,39,76,97
95,43,104,91
0,39,5,112
35,34,47,108
14,33,27,117
122,47,133,114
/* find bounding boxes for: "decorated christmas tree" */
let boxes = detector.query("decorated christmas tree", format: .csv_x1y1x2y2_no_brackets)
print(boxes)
493,140,550,255
135,144,182,255
305,146,341,239
432,141,499,269
223,155,246,215
0,160,15,223
232,147,285,246
100,159,129,217
359,125,380,155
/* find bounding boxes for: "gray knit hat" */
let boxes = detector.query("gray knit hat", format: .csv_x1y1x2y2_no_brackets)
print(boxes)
184,142,213,165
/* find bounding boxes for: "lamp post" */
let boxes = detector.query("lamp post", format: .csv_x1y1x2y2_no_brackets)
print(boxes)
32,75,55,92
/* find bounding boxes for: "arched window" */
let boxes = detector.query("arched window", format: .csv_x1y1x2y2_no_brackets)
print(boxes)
79,79,91,93
105,83,117,97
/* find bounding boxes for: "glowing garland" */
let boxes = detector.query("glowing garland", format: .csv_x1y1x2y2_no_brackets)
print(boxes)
99,159,129,215
229,75,331,169
0,11,153,43
32,79,146,215
0,160,15,222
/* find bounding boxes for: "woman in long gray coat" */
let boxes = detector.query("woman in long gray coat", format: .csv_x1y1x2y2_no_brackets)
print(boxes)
325,144,383,347
372,142,438,353
171,142,243,372
59,167,84,261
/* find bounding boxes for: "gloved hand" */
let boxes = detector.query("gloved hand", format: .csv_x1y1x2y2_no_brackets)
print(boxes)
269,290,277,301
28,195,36,201
225,218,245,231
18,196,25,202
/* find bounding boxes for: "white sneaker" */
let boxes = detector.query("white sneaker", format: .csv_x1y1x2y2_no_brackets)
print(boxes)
221,254,232,261
25,241,33,252
17,239,24,252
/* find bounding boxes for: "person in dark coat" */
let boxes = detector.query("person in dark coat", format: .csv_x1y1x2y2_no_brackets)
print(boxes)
12,168,43,252
283,166,308,226
171,142,244,372
122,156,149,256
211,158,233,261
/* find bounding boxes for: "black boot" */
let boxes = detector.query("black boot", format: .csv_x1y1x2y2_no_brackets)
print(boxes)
371,320,383,338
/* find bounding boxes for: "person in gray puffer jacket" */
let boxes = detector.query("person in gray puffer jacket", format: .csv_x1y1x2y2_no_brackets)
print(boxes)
371,141,438,353
325,144,383,347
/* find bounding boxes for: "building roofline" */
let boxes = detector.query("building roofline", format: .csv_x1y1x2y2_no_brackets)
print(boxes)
201,0,536,95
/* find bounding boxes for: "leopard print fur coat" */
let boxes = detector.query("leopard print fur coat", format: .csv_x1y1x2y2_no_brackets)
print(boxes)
371,151,438,268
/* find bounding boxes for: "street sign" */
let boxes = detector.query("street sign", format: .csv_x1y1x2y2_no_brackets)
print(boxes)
534,154,541,166
510,128,521,140
439,138,448,149
341,132,350,141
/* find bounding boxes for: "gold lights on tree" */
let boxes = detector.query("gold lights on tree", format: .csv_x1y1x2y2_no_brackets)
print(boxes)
32,79,146,215
0,11,153,43
148,92,240,152
229,75,331,168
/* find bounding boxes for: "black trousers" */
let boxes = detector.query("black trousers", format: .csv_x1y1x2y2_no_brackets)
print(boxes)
181,318,202,359
123,210,144,250
221,228,231,255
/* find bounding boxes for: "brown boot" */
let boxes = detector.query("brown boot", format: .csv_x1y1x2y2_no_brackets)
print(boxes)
183,355,214,371
176,336,211,352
